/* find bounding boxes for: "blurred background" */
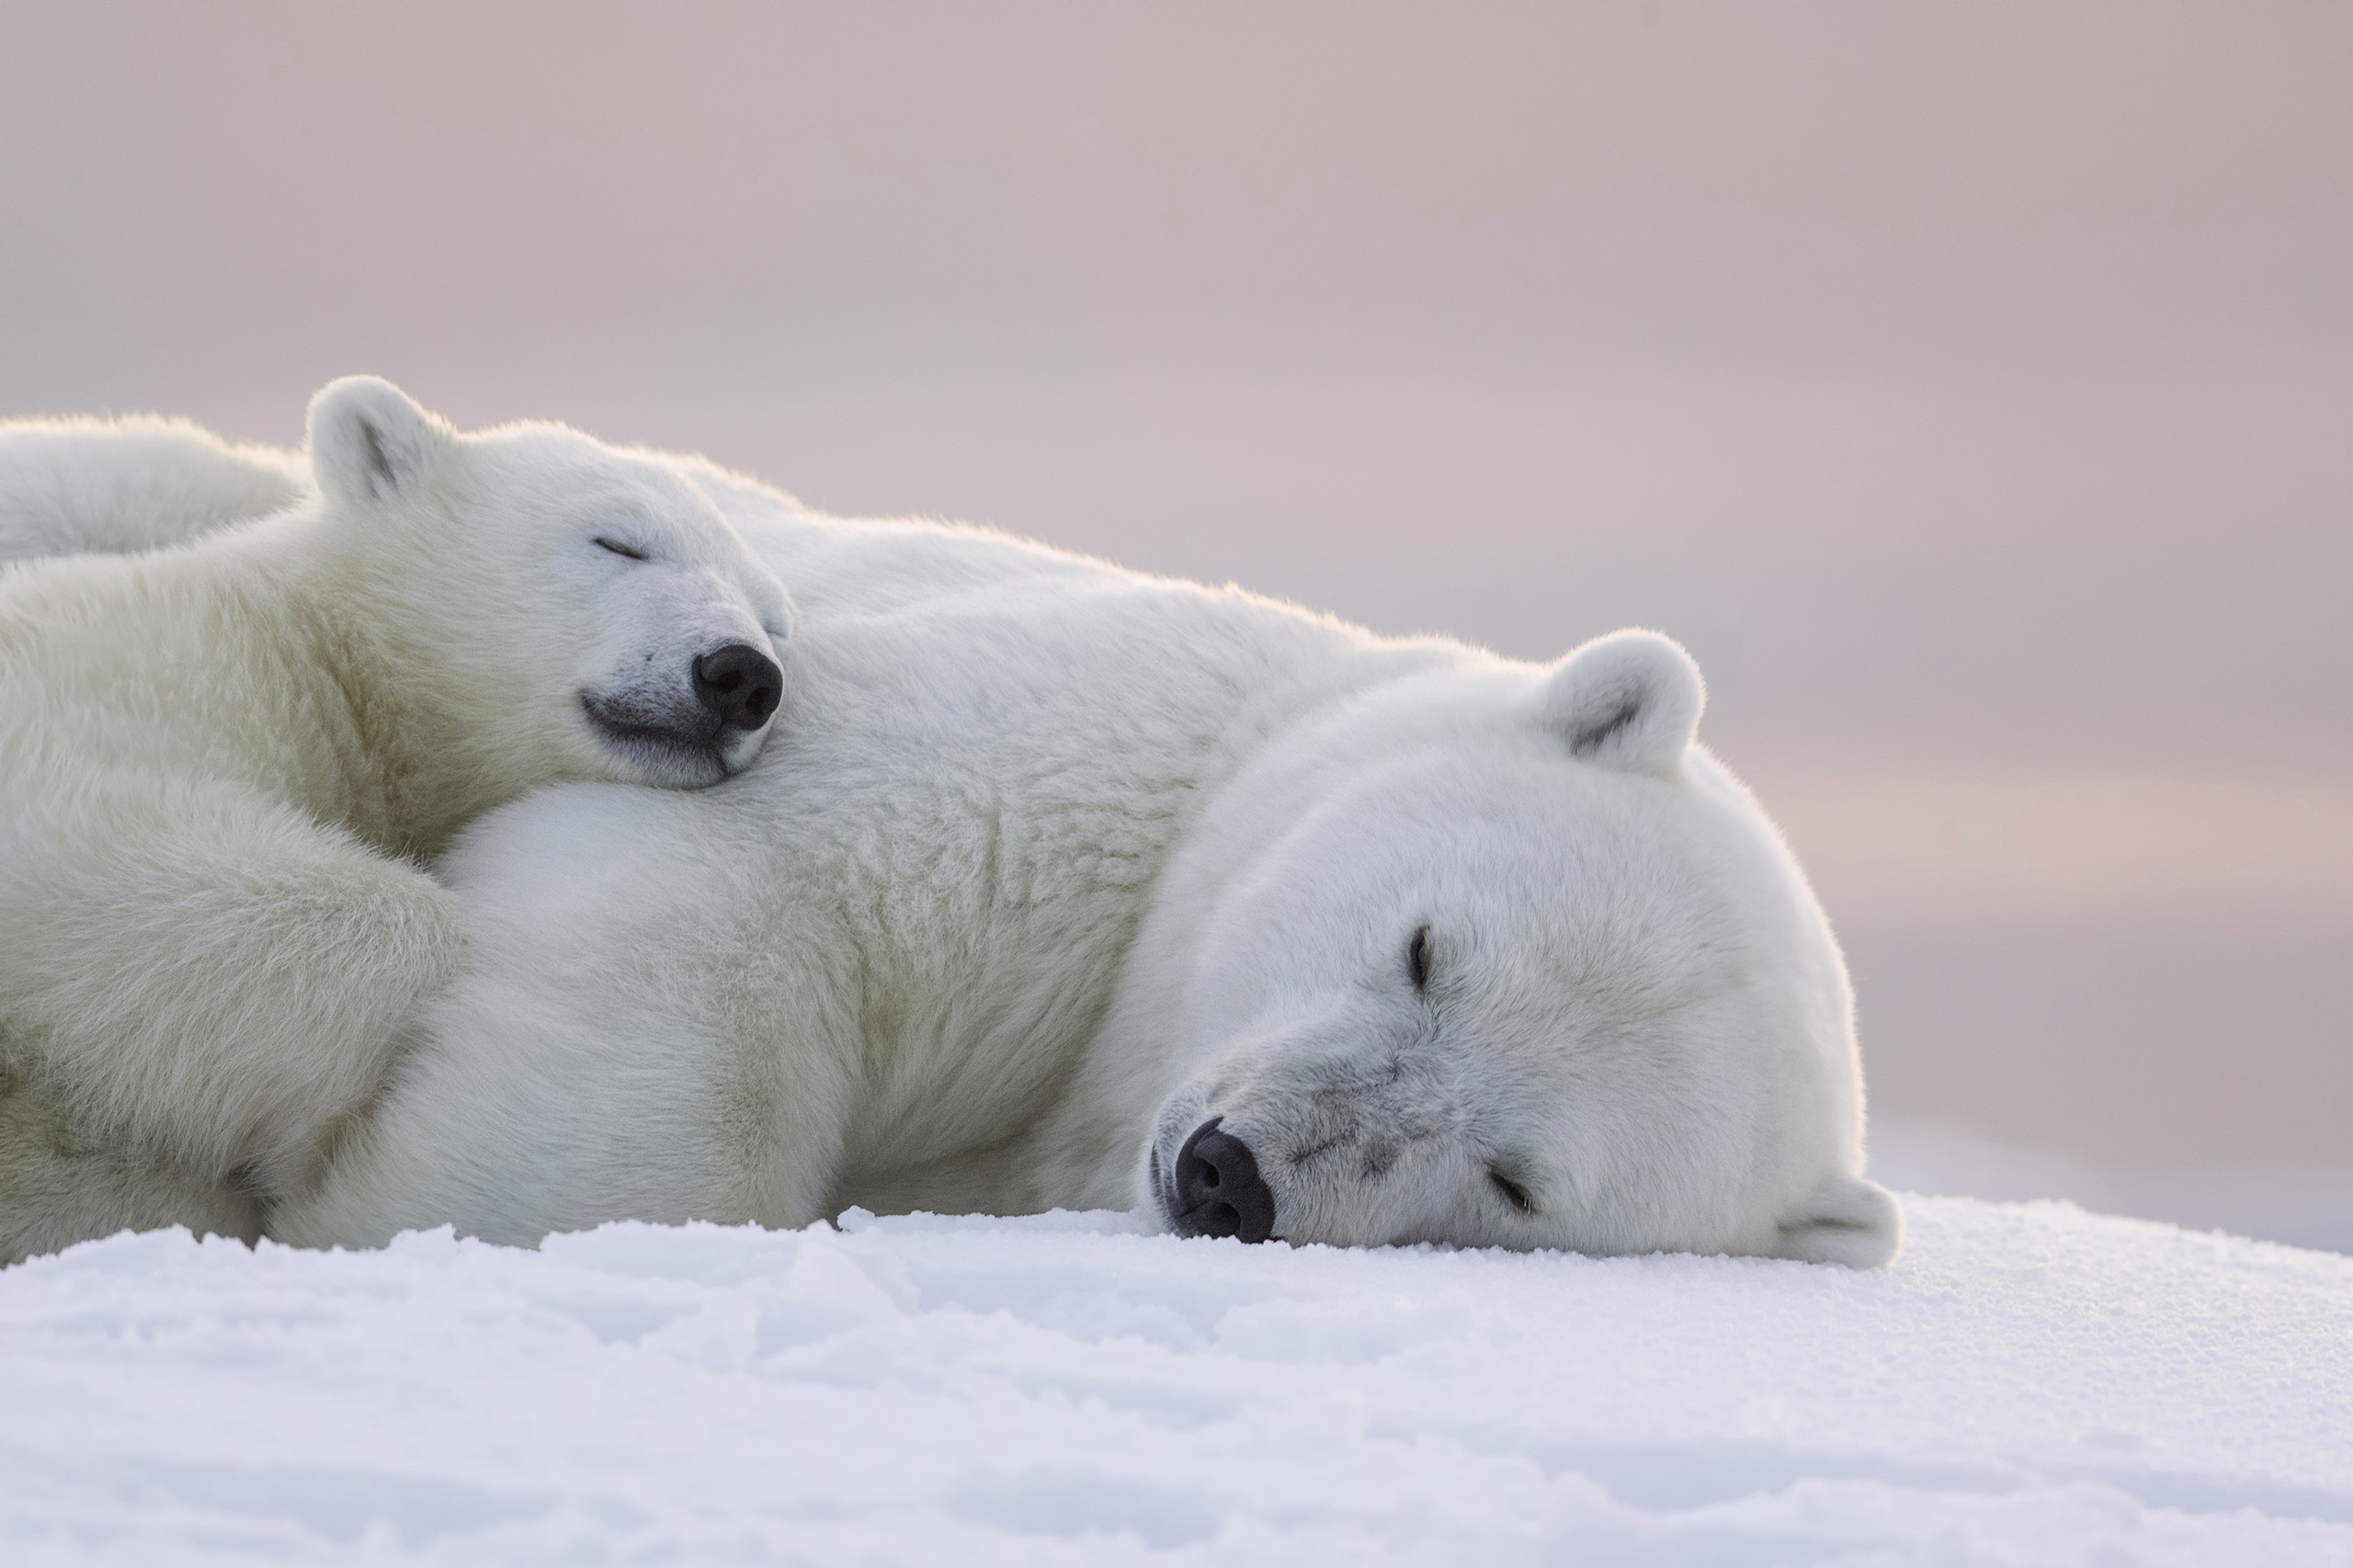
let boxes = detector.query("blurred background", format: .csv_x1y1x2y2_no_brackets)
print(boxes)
5,2,2347,1245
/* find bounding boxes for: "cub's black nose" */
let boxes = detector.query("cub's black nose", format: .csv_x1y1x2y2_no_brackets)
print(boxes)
692,642,783,733
1170,1117,1277,1244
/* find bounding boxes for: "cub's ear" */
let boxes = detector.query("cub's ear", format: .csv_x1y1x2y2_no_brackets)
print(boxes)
1772,1171,1903,1267
1540,629,1705,774
307,377,453,507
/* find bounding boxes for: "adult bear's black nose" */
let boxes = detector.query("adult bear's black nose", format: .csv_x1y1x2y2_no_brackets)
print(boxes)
693,642,783,733
1169,1117,1277,1243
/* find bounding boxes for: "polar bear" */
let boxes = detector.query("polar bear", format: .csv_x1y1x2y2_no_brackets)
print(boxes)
276,475,1900,1268
0,381,795,1264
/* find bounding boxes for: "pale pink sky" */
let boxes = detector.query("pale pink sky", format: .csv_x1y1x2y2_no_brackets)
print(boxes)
4,1,2347,1176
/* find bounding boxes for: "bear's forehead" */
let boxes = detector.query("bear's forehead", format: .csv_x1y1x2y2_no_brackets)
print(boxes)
1315,767,1765,984
558,467,706,519
1336,751,1739,892
477,437,715,519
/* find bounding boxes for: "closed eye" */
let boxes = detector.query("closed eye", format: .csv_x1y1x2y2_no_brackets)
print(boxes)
595,537,650,562
1406,926,1431,991
1488,1171,1534,1213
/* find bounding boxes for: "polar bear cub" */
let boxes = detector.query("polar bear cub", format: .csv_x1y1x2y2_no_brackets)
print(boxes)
0,378,795,1262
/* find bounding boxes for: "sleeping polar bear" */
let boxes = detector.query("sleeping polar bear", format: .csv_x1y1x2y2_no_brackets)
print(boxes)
0,387,794,1265
256,465,1900,1267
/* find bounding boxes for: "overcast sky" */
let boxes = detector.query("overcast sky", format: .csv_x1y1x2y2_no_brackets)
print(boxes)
5,1,2347,1176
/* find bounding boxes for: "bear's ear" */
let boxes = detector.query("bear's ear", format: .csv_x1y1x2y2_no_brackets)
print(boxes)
307,377,453,507
1540,629,1705,774
1771,1171,1903,1268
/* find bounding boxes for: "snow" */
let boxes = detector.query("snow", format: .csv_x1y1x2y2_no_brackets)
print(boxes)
5,1199,2350,1566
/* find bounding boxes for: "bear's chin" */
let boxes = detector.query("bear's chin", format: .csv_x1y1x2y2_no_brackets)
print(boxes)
576,692,745,787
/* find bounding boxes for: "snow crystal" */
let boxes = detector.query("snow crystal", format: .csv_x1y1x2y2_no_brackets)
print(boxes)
4,1197,2349,1565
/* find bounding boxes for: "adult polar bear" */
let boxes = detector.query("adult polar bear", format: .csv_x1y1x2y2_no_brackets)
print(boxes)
276,465,1900,1266
0,385,793,1263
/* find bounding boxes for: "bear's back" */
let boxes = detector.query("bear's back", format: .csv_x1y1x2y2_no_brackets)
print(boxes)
0,416,307,567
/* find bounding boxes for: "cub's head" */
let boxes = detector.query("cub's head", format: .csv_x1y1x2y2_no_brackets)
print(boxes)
306,377,795,790
1136,631,1899,1267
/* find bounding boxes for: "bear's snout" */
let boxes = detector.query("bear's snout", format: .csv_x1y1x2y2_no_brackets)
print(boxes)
579,638,784,786
691,642,783,735
1165,1117,1278,1244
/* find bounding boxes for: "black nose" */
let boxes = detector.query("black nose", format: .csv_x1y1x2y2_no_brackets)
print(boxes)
1169,1118,1277,1243
692,642,783,733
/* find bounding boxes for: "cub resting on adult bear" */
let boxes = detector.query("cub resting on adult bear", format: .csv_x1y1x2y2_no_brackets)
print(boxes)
273,482,1902,1268
0,380,795,1264
10,409,1903,1272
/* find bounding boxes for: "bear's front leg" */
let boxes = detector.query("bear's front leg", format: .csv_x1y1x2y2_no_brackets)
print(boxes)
270,803,863,1251
272,939,860,1252
0,1061,267,1265
0,773,468,1200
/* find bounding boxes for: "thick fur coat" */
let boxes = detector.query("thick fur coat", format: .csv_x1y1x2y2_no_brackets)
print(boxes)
0,415,309,566
268,471,1901,1267
0,384,792,1263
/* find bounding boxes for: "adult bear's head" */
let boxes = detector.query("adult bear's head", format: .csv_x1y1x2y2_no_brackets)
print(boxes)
1129,630,1900,1267
304,377,796,794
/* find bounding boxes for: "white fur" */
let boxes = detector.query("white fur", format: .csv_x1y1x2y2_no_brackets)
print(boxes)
0,382,794,1264
0,415,310,564
275,477,1900,1268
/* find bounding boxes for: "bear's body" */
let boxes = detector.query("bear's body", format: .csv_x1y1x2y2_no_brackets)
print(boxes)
0,416,310,566
0,383,795,1263
277,473,1900,1267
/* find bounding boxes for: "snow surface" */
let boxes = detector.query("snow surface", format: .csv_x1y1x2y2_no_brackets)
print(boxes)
6,1197,2350,1566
